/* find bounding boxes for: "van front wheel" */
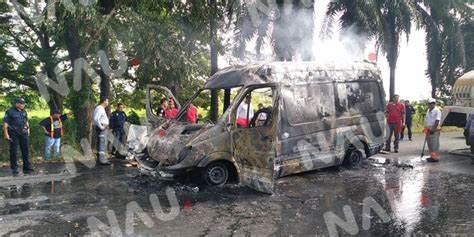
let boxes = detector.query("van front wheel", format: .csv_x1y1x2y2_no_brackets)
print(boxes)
203,161,229,186
343,148,363,167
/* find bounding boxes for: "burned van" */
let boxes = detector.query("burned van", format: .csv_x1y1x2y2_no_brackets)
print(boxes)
137,62,387,194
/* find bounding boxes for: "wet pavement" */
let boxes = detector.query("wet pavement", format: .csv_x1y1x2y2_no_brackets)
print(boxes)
0,132,473,236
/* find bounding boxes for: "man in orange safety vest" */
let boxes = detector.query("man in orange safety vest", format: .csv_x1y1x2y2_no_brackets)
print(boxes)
40,110,68,160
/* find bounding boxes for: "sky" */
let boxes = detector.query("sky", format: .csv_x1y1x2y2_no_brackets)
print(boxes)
375,29,432,101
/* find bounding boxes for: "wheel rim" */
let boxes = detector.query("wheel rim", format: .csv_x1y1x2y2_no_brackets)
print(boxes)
206,164,227,185
349,150,362,164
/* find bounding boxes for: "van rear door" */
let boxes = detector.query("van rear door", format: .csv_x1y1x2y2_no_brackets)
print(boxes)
230,86,277,194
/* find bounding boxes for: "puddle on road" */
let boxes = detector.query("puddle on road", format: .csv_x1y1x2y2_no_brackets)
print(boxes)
0,156,473,236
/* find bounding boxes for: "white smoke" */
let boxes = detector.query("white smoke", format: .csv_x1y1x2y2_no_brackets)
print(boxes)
223,0,371,64
226,0,373,64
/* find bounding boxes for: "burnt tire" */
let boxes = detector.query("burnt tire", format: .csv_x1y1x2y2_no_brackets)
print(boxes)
203,161,229,186
343,148,363,167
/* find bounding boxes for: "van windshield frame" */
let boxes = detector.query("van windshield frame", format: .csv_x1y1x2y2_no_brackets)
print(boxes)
174,87,244,124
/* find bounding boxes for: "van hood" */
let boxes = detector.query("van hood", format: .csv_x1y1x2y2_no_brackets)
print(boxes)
147,121,227,165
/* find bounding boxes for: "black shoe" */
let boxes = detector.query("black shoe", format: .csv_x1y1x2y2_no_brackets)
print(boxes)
394,150,399,153
426,158,439,163
12,169,19,174
23,167,35,173
409,138,412,141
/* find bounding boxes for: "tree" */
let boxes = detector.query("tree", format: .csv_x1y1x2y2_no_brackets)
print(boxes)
0,1,65,112
325,0,413,100
413,0,472,98
1,0,128,142
209,0,219,122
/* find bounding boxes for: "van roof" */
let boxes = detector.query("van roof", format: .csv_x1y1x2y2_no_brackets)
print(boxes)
203,61,381,89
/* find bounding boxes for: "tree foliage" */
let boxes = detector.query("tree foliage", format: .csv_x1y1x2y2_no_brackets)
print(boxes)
0,0,227,142
413,0,473,97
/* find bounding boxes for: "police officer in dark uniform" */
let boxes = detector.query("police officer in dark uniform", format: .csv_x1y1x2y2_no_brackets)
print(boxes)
110,103,127,157
2,98,34,174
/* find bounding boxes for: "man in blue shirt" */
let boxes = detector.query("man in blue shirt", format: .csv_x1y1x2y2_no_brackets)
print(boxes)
2,98,34,174
110,103,127,157
401,100,416,141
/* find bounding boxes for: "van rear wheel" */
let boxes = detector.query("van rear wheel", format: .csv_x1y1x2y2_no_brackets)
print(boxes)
203,161,229,186
343,148,363,167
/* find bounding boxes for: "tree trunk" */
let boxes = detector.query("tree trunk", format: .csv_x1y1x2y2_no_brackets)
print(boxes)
223,89,231,113
99,69,111,114
209,0,219,122
64,19,94,144
431,69,441,99
431,83,437,99
98,37,111,114
47,94,64,114
44,58,64,114
389,64,396,100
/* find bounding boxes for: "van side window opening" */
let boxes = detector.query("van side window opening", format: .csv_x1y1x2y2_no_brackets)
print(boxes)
150,88,173,117
336,81,382,117
283,83,335,125
236,87,274,128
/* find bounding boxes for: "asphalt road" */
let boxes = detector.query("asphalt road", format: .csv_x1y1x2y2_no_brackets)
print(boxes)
0,132,473,236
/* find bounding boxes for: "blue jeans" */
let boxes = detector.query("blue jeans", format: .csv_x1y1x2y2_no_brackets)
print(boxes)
386,123,400,151
96,127,107,160
44,136,61,160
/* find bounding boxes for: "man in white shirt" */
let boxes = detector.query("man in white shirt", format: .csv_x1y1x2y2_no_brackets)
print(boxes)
424,98,441,162
93,96,110,165
236,96,253,127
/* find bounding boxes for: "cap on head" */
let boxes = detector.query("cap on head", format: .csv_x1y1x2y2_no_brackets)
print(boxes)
15,98,26,104
427,98,436,104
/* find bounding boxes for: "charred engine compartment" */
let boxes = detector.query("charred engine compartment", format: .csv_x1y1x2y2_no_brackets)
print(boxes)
130,121,207,173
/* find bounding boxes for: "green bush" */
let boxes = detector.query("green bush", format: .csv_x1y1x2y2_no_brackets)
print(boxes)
127,110,141,125
0,90,48,111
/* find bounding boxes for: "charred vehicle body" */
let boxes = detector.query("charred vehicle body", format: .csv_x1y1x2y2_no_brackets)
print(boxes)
136,62,387,193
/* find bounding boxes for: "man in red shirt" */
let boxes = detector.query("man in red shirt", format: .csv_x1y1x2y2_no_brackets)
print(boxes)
165,98,178,119
384,94,405,153
186,103,198,123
